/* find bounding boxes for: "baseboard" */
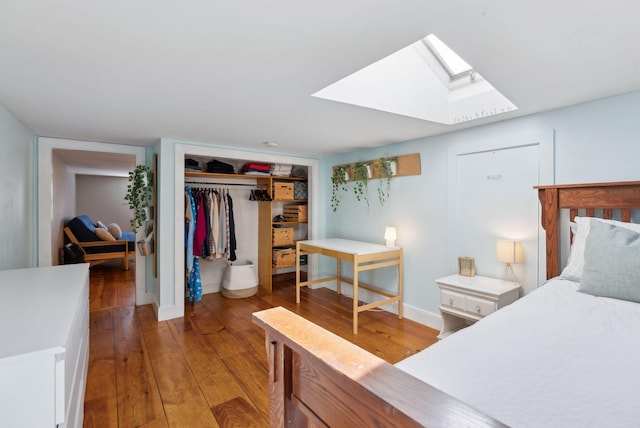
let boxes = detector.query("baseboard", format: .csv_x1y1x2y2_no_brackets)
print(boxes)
156,302,184,321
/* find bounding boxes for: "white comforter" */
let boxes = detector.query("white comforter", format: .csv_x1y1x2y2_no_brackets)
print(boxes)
395,279,640,427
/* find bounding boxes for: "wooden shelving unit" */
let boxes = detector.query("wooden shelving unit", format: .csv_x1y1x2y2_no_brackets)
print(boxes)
257,176,308,295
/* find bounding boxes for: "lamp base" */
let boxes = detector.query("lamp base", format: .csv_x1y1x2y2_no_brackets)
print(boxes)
503,263,519,283
385,239,395,248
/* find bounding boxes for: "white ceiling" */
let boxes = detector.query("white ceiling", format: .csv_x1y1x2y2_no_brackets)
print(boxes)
1,1,639,156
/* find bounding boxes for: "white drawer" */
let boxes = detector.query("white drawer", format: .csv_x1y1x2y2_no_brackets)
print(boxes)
465,295,496,316
441,290,466,311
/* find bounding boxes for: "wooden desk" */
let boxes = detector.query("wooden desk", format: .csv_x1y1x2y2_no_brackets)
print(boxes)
296,238,403,333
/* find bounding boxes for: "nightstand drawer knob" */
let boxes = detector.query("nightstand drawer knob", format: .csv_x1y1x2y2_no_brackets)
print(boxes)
449,298,454,305
475,305,481,313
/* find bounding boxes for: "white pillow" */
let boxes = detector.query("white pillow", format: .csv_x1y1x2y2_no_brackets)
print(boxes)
560,216,640,281
95,228,116,241
96,220,108,230
108,223,122,239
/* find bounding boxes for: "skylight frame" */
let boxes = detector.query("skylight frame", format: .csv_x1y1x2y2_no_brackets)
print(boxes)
422,35,473,82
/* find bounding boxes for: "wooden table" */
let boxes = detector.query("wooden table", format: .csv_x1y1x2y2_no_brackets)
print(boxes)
296,238,403,333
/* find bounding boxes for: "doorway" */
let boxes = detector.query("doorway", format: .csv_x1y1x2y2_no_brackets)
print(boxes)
37,137,152,306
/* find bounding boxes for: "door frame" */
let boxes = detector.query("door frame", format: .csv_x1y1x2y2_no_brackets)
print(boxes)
37,137,152,306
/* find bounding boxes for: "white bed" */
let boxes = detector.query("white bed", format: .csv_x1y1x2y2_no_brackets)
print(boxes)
396,277,640,427
253,181,640,427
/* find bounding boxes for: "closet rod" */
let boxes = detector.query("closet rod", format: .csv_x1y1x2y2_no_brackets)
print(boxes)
185,181,265,189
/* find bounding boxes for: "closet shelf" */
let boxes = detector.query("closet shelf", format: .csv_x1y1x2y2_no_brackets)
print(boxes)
273,221,308,225
185,171,306,181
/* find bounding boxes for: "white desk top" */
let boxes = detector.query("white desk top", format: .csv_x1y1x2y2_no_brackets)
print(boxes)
299,238,398,255
0,264,89,359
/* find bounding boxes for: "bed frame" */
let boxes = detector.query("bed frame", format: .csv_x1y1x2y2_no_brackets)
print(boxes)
253,180,640,427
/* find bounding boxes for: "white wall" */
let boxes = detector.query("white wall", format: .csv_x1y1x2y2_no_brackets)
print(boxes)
0,103,34,270
324,89,640,328
51,152,76,265
76,175,132,232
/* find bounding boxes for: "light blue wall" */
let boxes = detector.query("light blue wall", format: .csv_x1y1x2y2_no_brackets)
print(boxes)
0,104,35,270
324,90,640,315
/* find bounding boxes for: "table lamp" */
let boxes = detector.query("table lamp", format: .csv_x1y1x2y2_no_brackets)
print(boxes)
384,227,397,248
496,239,523,282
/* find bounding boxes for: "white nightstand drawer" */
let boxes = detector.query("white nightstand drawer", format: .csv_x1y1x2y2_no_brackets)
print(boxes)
465,295,496,316
441,290,466,311
436,275,520,340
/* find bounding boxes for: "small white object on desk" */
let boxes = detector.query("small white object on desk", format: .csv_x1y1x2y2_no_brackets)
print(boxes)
436,274,520,339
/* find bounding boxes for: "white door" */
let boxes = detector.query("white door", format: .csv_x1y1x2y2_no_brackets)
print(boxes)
455,144,540,292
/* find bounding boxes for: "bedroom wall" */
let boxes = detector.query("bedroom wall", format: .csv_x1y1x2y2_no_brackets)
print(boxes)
76,175,132,232
52,152,76,265
0,103,35,270
323,89,640,327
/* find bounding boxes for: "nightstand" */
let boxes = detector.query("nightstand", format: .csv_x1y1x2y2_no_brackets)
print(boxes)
436,274,520,339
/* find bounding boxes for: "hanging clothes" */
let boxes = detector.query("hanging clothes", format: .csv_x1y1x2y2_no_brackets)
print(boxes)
205,190,217,261
188,257,202,301
185,187,196,273
193,191,207,257
217,190,228,257
186,185,238,264
227,192,237,261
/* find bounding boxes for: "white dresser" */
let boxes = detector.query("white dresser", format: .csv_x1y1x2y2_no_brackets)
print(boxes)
0,264,90,428
436,274,520,339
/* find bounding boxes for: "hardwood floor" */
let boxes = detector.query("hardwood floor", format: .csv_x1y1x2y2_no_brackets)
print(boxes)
84,265,439,427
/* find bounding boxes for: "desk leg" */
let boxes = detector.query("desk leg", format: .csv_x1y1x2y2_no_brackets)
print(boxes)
296,242,301,304
398,250,403,319
352,255,359,334
336,258,341,295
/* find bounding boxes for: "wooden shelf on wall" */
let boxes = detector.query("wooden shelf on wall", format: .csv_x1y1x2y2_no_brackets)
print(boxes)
333,153,421,181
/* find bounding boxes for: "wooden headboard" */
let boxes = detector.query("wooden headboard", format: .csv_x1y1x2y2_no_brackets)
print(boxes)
535,181,640,279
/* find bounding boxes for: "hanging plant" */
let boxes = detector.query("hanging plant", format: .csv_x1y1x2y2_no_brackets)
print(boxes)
330,165,349,212
124,164,153,233
375,157,397,207
353,162,371,211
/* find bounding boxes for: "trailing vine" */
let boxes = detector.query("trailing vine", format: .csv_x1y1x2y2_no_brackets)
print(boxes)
330,166,349,212
375,157,397,207
353,162,370,211
125,164,153,233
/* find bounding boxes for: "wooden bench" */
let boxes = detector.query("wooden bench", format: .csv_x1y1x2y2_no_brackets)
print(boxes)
64,226,131,270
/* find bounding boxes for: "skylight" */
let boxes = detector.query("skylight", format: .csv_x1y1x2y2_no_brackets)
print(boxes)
423,34,472,78
313,34,517,125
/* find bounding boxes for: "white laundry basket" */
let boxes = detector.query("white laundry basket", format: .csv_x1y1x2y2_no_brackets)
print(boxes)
221,259,258,298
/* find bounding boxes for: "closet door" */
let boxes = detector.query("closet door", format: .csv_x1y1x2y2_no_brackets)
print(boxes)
455,144,539,292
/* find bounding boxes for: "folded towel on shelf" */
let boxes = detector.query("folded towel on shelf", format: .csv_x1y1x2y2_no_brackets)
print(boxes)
185,158,201,171
207,159,235,174
270,163,292,176
241,162,271,173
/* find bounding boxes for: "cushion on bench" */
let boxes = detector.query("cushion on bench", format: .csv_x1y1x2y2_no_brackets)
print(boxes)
67,215,135,253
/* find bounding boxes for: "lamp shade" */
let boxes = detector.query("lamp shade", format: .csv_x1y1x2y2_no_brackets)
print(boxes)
384,227,397,241
496,239,523,264
384,227,397,248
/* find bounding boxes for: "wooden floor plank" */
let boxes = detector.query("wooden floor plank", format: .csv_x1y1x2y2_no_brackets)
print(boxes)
84,328,118,428
168,317,259,410
221,351,270,421
112,306,166,427
85,266,439,427
143,324,220,427
212,397,268,428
